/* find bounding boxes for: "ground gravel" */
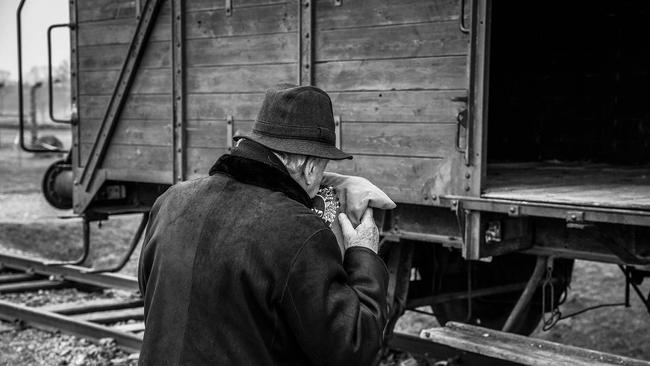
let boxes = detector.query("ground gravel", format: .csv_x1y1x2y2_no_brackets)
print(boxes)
0,277,140,365
0,326,138,366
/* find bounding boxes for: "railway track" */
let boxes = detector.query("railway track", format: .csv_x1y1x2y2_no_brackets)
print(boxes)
0,252,497,364
2,251,649,366
0,253,143,353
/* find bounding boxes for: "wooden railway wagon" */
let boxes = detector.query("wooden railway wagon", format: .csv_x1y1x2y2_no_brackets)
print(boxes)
18,0,650,362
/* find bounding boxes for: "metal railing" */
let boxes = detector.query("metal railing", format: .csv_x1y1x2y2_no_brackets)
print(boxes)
16,0,69,153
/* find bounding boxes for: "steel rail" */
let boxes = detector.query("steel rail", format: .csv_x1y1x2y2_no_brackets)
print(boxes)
0,253,139,292
2,251,648,364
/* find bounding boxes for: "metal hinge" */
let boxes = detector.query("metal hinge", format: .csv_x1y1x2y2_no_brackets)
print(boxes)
334,115,341,149
226,115,234,152
450,200,461,214
225,0,232,16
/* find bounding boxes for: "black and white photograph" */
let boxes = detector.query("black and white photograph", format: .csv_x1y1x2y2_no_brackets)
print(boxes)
0,0,649,365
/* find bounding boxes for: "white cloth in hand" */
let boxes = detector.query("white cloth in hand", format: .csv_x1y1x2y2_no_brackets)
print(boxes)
322,172,396,227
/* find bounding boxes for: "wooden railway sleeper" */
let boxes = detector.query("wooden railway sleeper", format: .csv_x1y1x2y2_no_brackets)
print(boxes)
0,253,139,291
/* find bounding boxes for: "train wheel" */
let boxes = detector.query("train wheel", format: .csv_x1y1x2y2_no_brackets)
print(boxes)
42,159,73,210
412,246,574,335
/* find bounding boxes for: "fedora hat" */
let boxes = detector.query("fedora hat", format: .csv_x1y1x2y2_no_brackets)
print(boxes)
233,84,352,160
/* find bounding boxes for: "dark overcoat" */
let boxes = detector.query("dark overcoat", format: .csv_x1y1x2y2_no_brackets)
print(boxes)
138,140,389,365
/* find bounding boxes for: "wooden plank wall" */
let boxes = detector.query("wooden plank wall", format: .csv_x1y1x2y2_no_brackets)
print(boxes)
76,0,470,205
317,0,469,204
77,0,173,179
183,0,298,178
76,0,297,181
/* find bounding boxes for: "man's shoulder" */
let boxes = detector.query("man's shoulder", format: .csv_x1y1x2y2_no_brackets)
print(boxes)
156,174,328,237
154,175,221,204
259,190,328,233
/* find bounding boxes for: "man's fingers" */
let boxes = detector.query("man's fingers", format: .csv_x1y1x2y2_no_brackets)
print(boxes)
348,196,368,226
338,213,355,237
357,207,377,229
359,207,374,227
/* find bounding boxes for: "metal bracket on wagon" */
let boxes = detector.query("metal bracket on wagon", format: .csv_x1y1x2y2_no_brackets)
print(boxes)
442,196,650,227
77,0,164,211
565,210,589,229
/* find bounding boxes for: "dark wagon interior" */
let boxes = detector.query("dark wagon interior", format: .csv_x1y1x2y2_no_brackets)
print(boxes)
484,1,650,210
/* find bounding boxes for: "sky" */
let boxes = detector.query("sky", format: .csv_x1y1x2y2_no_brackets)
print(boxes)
0,0,70,81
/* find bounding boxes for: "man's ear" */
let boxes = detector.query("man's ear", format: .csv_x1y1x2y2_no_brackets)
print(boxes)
302,157,317,185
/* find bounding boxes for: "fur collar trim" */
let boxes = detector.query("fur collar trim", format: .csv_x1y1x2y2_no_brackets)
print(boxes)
209,140,312,208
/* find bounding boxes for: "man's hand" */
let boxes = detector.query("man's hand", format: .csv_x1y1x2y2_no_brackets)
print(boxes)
322,172,396,226
338,208,379,253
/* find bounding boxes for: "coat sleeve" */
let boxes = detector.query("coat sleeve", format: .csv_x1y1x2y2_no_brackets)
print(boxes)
279,228,389,366
137,195,163,298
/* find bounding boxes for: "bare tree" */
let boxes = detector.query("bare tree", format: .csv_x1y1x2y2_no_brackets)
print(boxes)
26,65,48,85
0,70,10,116
0,69,9,84
54,60,70,83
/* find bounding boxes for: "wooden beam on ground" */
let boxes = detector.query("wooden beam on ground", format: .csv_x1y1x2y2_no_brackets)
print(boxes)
72,307,144,324
387,332,519,366
0,253,139,292
112,322,145,333
420,322,650,366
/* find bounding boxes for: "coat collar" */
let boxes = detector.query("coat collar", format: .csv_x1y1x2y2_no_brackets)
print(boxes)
209,139,312,208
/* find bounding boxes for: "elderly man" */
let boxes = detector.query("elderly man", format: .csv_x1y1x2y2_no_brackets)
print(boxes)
138,84,394,365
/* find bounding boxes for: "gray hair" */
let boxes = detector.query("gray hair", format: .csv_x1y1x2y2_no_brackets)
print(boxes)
272,151,310,176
